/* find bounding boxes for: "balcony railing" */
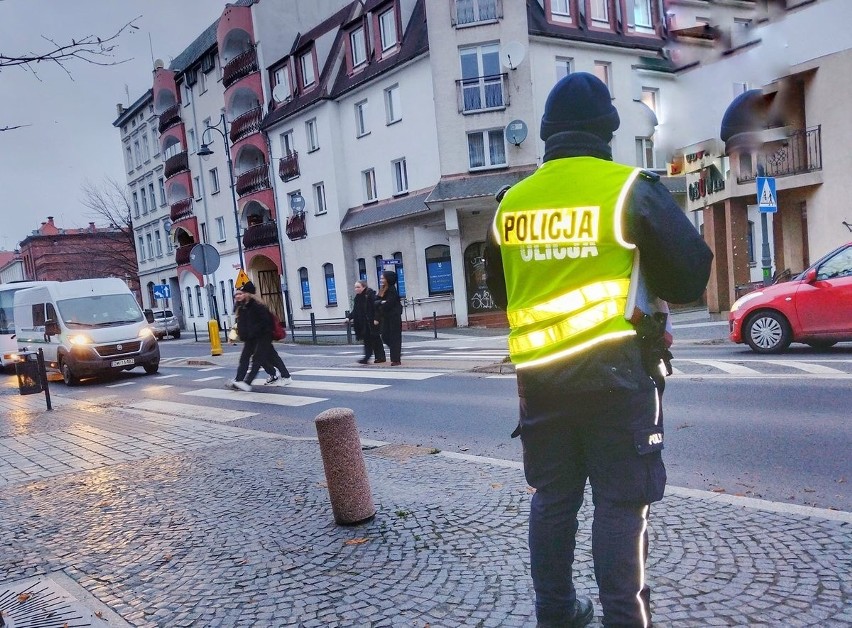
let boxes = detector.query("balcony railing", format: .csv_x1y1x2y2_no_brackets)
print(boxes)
235,164,271,197
158,103,181,133
278,151,299,181
164,151,189,179
170,198,193,222
278,151,300,181
223,46,258,89
230,107,263,143
175,244,194,266
286,211,307,241
456,73,509,113
243,220,280,249
452,0,502,26
737,126,823,183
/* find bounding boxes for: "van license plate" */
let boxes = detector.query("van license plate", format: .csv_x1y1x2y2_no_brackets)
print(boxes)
112,359,135,367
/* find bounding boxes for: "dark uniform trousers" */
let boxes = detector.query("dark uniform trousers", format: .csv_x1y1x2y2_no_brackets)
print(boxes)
519,381,664,627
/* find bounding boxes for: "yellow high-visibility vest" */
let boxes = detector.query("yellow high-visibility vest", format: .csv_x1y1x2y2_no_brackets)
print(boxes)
492,157,641,368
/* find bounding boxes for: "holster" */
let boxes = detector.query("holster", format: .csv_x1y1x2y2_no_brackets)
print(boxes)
635,312,673,383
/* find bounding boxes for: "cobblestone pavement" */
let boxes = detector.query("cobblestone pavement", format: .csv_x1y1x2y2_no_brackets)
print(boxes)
0,389,850,627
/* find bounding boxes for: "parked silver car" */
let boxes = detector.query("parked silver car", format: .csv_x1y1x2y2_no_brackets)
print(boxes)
148,309,181,339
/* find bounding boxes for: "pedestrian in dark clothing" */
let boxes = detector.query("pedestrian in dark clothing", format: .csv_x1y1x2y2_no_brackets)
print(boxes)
375,270,402,365
485,72,713,627
348,280,386,364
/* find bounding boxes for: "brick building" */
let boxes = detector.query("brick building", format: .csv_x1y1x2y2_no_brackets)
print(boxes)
18,216,141,300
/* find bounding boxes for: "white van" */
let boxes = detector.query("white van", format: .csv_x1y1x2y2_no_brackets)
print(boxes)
0,281,56,372
14,278,160,385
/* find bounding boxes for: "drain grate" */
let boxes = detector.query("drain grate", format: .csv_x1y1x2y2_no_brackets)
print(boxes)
0,573,130,628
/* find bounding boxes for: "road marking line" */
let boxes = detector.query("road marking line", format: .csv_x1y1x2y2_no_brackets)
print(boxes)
183,388,326,407
142,385,173,391
128,399,257,422
105,381,136,388
247,378,388,392
689,359,761,374
193,376,223,382
154,374,180,379
669,373,852,380
197,366,223,371
293,369,444,380
762,360,846,374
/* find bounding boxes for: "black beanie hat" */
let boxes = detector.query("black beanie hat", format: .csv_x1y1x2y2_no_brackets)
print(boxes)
382,270,397,287
539,72,620,142
239,281,257,295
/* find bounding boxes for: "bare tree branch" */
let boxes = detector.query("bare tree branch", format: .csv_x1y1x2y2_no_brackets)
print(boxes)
80,177,139,281
0,123,29,132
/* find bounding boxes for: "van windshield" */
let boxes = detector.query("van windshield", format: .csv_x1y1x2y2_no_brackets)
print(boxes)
57,294,144,329
0,288,25,334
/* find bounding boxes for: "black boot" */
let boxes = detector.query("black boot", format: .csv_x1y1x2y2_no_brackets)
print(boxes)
537,596,594,628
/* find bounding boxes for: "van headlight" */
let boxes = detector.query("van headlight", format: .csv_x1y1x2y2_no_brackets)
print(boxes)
730,291,764,313
69,334,92,345
138,327,154,339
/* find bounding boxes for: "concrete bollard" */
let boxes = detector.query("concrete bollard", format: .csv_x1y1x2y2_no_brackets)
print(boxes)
314,407,376,525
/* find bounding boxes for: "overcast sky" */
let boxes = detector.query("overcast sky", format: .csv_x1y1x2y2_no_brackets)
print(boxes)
0,0,229,251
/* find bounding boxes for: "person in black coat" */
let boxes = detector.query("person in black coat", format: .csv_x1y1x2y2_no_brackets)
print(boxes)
348,280,386,364
375,270,403,365
227,281,278,391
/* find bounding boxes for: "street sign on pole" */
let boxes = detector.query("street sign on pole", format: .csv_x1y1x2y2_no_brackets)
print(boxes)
756,176,777,213
189,243,221,275
235,269,250,288
152,284,171,300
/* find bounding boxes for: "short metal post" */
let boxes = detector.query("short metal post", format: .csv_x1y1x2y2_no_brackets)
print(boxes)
433,311,438,339
193,322,198,342
37,348,51,411
345,310,352,344
310,312,317,344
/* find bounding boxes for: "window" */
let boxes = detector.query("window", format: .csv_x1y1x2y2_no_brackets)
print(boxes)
220,281,229,315
184,83,192,104
228,279,235,311
374,255,384,287
154,230,163,256
273,66,291,101
323,263,337,306
384,84,401,124
634,0,653,28
158,178,166,205
125,146,133,173
350,26,367,68
152,130,160,156
209,167,220,194
141,133,150,161
590,0,609,25
215,217,226,241
459,44,504,112
305,118,319,151
133,141,141,167
132,192,140,218
467,129,506,170
200,221,209,244
141,190,149,214
555,56,572,81
455,0,498,25
193,176,202,200
425,245,454,295
593,61,612,92
298,267,311,307
137,236,145,262
148,183,157,210
280,130,295,155
379,8,398,51
363,168,377,202
392,158,408,195
313,182,327,215
300,51,315,88
357,258,367,281
635,137,655,169
146,233,154,259
747,220,755,265
199,69,207,93
355,100,369,137
195,285,204,317
188,128,197,153
551,0,570,20
393,252,406,297
641,87,659,117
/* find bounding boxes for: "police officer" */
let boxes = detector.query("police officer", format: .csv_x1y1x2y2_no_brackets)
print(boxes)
485,73,712,627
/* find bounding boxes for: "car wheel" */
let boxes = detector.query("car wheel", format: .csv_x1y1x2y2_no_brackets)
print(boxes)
744,310,792,354
144,362,159,375
172,331,181,339
805,340,837,350
61,359,80,386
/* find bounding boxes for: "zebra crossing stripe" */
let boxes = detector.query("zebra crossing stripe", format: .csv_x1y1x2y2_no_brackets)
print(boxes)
183,388,326,407
105,381,136,388
248,378,388,392
194,375,223,382
129,399,257,423
762,360,845,374
293,369,444,380
154,374,180,380
689,360,761,375
142,385,173,391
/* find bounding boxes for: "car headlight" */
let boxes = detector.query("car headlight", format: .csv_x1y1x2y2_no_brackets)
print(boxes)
139,327,154,339
730,291,764,313
69,334,92,345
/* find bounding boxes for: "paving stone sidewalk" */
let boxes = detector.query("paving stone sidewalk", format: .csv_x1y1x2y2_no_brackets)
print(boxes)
0,391,850,627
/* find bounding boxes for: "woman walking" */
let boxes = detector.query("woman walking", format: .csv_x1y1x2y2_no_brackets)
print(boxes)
349,280,386,364
375,270,403,365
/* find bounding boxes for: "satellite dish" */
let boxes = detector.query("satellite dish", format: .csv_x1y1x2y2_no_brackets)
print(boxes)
272,83,290,103
499,41,526,71
505,119,528,146
154,58,164,70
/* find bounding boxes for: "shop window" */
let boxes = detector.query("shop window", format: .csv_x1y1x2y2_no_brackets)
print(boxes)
425,245,453,295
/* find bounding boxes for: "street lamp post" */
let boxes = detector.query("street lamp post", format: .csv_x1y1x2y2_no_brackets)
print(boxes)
197,114,244,270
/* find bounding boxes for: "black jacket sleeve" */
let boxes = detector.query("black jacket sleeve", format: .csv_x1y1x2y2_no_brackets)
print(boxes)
625,174,714,304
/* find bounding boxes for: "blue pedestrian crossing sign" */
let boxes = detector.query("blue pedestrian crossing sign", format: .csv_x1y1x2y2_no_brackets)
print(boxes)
756,176,777,213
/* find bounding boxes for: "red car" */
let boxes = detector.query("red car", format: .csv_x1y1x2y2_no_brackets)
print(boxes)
729,242,852,353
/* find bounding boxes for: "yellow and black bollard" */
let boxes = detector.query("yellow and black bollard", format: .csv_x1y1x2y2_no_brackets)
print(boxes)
208,319,223,356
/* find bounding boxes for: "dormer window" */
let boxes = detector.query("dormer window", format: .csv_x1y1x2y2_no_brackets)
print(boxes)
550,0,571,24
590,0,610,27
378,8,398,51
350,26,367,67
273,65,292,101
299,50,316,88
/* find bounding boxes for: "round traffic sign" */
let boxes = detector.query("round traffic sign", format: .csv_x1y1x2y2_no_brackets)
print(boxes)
189,243,221,275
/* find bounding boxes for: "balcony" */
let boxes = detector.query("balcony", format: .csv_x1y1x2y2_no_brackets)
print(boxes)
278,151,300,182
456,73,509,113
170,198,193,222
452,0,502,26
230,107,263,143
243,220,280,249
285,211,307,241
158,103,181,133
164,151,189,179
736,126,823,184
235,164,271,196
175,244,194,266
223,46,258,89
